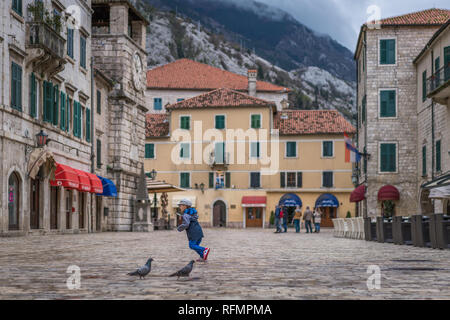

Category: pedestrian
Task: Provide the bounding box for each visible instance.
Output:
[279,207,285,233]
[274,205,282,233]
[292,205,302,233]
[176,198,210,262]
[313,208,322,233]
[303,206,313,233]
[282,206,288,232]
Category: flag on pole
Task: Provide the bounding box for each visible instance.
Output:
[344,133,361,163]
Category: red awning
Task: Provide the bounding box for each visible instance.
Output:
[378,185,400,201]
[50,163,79,189]
[85,172,103,194]
[350,185,366,203]
[242,196,267,207]
[73,169,91,192]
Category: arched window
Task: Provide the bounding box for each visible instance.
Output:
[8,172,20,230]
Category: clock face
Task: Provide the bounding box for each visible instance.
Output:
[132,53,143,91]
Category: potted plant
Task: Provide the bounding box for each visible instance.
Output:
[346,211,351,218]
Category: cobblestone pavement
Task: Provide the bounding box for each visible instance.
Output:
[0,228,449,300]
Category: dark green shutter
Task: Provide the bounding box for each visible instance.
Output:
[380,39,395,64]
[422,71,427,102]
[444,47,450,81]
[30,73,36,117]
[280,172,285,188]
[297,172,302,188]
[380,40,387,64]
[80,36,86,68]
[251,115,260,128]
[43,81,53,122]
[209,172,214,188]
[381,144,396,172]
[11,62,22,111]
[380,90,395,117]
[436,140,441,172]
[388,144,396,172]
[86,108,91,142]
[225,172,230,188]
[13,0,22,16]
[96,90,101,114]
[96,139,101,168]
[67,28,73,58]
[422,145,427,176]
[60,92,66,130]
[66,96,70,132]
[387,39,395,64]
[73,101,79,137]
[181,116,190,130]
[53,85,59,125]
[215,115,225,129]
[145,144,154,159]
[181,173,189,188]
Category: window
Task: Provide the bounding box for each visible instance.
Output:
[323,141,333,157]
[12,0,22,16]
[180,116,190,130]
[43,81,54,122]
[281,172,302,188]
[215,115,225,129]
[66,97,72,133]
[380,90,396,118]
[214,142,225,164]
[251,114,261,129]
[11,62,22,111]
[380,143,396,172]
[180,143,190,159]
[96,90,101,114]
[209,172,214,188]
[322,171,333,188]
[250,172,261,188]
[250,142,260,158]
[29,73,37,117]
[286,141,297,158]
[445,47,450,81]
[436,140,441,172]
[180,172,190,188]
[422,71,427,102]
[60,92,66,130]
[145,144,155,159]
[286,172,296,187]
[67,28,74,59]
[80,35,86,68]
[73,101,82,138]
[225,172,231,188]
[85,108,91,142]
[422,145,427,177]
[53,85,59,126]
[361,95,366,125]
[380,39,395,65]
[154,98,162,110]
[96,139,101,168]
[435,57,440,87]
[177,98,184,102]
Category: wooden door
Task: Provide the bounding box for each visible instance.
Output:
[213,201,226,227]
[321,207,335,228]
[96,196,102,231]
[246,207,263,228]
[8,173,20,230]
[50,186,58,229]
[65,191,72,229]
[30,179,40,229]
[79,193,85,229]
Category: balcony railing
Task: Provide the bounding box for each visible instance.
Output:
[27,21,65,59]
[427,64,450,97]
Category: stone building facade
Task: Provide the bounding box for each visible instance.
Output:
[91,0,149,231]
[354,9,450,218]
[414,20,450,215]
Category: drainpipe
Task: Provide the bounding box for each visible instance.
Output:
[431,52,435,181]
[90,57,95,233]
[363,30,368,219]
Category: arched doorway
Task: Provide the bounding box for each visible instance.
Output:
[8,172,20,230]
[278,193,303,228]
[315,193,339,227]
[213,200,226,227]
[420,189,433,214]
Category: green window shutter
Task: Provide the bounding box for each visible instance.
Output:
[53,85,59,126]
[11,62,22,111]
[66,96,70,132]
[145,144,154,159]
[78,103,82,138]
[215,115,225,129]
[180,173,190,188]
[73,101,79,137]
[387,39,395,64]
[13,0,22,16]
[29,73,36,117]
[96,139,101,168]
[323,141,333,157]
[323,172,333,188]
[444,47,450,81]
[43,81,53,122]
[362,95,366,124]
[86,108,91,142]
[225,172,231,188]
[436,140,441,172]
[422,145,427,176]
[381,144,396,172]
[422,71,427,102]
[67,28,73,58]
[297,172,302,188]
[380,90,396,117]
[80,36,86,68]
[251,114,261,128]
[280,172,285,188]
[209,172,214,188]
[286,142,296,157]
[181,116,190,130]
[380,39,395,64]
[60,92,66,130]
[380,40,387,64]
[389,144,396,172]
[251,142,260,157]
[96,90,101,114]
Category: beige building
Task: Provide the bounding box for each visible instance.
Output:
[144,88,356,229]
[414,19,450,214]
[145,58,290,113]
[354,9,450,218]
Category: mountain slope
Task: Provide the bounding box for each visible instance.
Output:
[140,0,356,82]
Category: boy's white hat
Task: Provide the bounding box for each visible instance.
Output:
[177,198,192,206]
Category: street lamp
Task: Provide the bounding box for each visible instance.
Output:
[149,169,157,180]
[352,172,358,186]
[35,130,49,147]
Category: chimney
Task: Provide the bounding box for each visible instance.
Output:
[247,69,257,96]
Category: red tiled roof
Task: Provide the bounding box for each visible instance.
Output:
[166,88,276,110]
[369,8,450,26]
[146,113,169,138]
[274,110,356,135]
[146,59,290,93]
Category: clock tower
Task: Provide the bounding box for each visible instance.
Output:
[92,0,149,231]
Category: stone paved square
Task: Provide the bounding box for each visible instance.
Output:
[0,228,449,300]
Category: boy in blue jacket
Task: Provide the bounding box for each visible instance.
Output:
[177,199,210,262]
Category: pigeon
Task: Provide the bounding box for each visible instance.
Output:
[169,260,195,280]
[127,258,153,279]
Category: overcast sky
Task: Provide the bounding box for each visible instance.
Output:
[252,0,450,51]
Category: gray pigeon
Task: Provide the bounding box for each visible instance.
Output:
[169,260,195,280]
[127,258,153,279]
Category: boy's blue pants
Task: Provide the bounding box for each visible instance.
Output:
[189,238,205,258]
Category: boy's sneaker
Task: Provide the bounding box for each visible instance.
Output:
[203,248,210,261]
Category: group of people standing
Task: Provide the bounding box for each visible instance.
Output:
[274,205,322,234]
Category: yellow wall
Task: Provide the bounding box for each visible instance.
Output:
[145,106,355,227]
